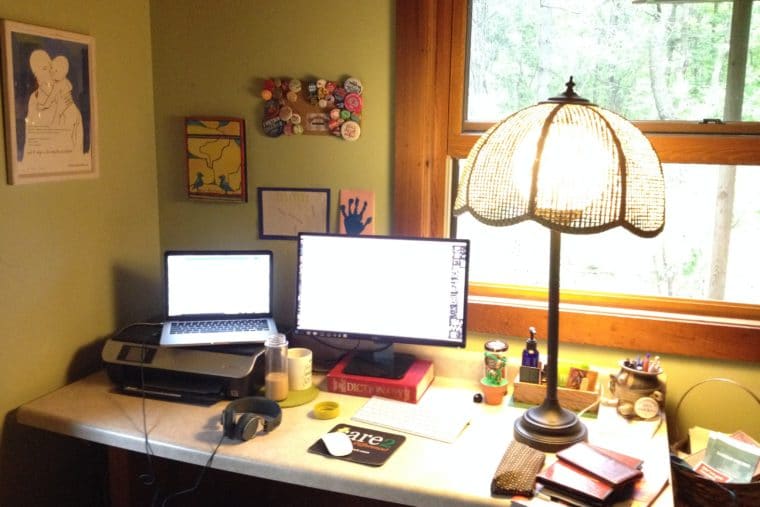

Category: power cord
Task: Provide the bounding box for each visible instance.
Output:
[110,323,163,496]
[111,321,229,506]
[156,431,225,507]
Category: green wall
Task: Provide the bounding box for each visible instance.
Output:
[150,0,758,441]
[151,0,394,324]
[0,0,161,504]
[0,0,756,505]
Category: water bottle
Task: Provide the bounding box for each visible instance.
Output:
[265,333,289,401]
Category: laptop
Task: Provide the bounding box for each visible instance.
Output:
[159,250,278,347]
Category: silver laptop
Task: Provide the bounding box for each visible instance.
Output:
[159,250,278,347]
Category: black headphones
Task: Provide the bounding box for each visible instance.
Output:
[221,397,282,441]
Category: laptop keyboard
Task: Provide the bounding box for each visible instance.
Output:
[170,319,269,334]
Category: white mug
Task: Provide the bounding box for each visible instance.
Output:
[287,348,313,391]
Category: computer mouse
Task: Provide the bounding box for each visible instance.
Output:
[321,431,353,457]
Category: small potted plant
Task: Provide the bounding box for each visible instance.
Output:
[481,352,508,405]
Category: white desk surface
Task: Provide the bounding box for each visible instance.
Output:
[17,370,673,507]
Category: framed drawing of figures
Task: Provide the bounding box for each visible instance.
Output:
[1,20,98,184]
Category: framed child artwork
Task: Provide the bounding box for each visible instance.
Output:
[338,189,374,235]
[258,187,330,240]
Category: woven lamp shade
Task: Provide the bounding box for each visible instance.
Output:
[454,88,665,237]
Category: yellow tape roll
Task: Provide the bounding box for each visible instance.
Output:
[314,401,340,420]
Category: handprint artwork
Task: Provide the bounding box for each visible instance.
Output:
[338,189,375,236]
[341,198,373,235]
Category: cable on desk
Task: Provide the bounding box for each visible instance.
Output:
[108,321,227,506]
[111,322,163,490]
[136,325,162,490]
[156,431,225,507]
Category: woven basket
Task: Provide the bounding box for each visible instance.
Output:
[669,378,760,507]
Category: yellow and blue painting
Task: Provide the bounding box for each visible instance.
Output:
[185,117,246,201]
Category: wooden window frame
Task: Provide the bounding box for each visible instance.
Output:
[394,0,760,362]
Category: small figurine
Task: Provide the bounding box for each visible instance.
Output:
[480,352,508,405]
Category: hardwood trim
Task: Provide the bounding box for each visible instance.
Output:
[393,0,453,238]
[648,134,760,165]
[447,0,468,144]
[470,283,760,322]
[448,130,760,165]
[636,121,760,134]
[464,120,760,136]
[468,298,760,362]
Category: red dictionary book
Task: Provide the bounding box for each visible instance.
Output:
[325,356,435,403]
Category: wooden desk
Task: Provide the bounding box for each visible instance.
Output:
[17,370,673,506]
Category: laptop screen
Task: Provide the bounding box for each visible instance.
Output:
[165,251,272,318]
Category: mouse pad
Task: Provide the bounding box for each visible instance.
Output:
[308,424,406,466]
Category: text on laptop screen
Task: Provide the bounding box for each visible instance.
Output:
[166,253,271,317]
[295,234,469,347]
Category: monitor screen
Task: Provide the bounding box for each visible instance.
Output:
[295,233,469,377]
[165,251,272,318]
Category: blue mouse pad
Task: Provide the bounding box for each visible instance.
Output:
[308,423,406,466]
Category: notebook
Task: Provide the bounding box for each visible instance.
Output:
[159,250,278,347]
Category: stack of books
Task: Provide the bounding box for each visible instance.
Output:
[536,442,664,506]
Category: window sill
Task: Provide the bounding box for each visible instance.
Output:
[467,295,760,363]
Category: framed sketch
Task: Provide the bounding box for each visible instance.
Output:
[1,20,98,184]
[258,187,330,240]
[186,117,247,202]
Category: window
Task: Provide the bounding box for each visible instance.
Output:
[459,163,760,305]
[466,0,760,123]
[394,0,760,361]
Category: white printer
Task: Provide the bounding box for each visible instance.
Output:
[101,324,264,403]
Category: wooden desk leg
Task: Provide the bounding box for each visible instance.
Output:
[107,447,134,507]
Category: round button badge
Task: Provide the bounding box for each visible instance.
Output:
[344,77,363,94]
[634,396,660,419]
[343,93,363,113]
[340,120,361,141]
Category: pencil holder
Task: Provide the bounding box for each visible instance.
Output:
[609,361,665,419]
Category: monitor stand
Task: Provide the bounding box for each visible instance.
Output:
[342,345,415,380]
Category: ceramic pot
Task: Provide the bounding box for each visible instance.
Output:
[480,378,508,405]
[609,361,665,418]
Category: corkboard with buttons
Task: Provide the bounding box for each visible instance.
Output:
[260,76,363,141]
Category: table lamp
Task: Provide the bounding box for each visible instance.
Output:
[454,77,665,452]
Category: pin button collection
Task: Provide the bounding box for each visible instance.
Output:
[261,76,363,141]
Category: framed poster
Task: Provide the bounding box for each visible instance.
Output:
[185,117,247,202]
[1,20,98,184]
[258,187,330,240]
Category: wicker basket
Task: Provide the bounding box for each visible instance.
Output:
[669,378,760,507]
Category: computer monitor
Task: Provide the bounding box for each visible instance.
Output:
[295,233,470,379]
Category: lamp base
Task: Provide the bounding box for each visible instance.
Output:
[513,399,587,453]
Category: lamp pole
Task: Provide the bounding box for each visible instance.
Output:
[546,229,561,405]
[514,229,588,451]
